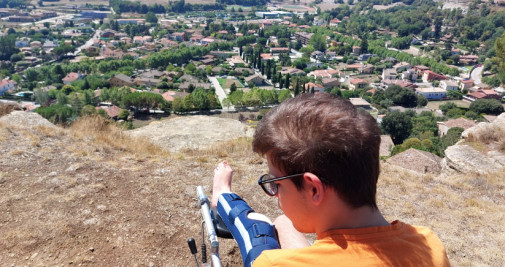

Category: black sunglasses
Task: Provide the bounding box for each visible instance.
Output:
[257,173,305,196]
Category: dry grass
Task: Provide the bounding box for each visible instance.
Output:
[378,162,505,266]
[0,103,20,117]
[69,115,169,158]
[201,137,253,159]
[36,125,63,137]
[0,121,6,141]
[465,122,505,152]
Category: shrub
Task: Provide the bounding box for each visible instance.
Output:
[469,99,504,115]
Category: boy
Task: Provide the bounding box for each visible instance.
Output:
[212,93,449,266]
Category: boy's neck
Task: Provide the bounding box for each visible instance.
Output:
[316,200,390,235]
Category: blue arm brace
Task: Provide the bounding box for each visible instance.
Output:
[216,193,280,267]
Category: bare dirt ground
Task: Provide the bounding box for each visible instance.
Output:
[1,108,505,266]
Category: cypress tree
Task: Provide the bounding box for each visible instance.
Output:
[285,73,290,89]
[266,60,272,79]
[294,80,300,96]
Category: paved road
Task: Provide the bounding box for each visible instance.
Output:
[208,76,235,112]
[74,29,102,56]
[471,66,483,85]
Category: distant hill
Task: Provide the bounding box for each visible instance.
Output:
[0,109,503,266]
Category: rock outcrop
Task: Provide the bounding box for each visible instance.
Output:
[443,113,505,174]
[127,115,254,152]
[387,148,442,174]
[0,110,56,129]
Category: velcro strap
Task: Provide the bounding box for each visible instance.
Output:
[222,193,243,202]
[229,204,253,224]
[249,223,276,238]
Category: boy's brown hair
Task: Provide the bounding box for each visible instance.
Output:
[253,93,381,208]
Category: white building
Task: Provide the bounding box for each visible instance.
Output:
[440,80,459,91]
[415,87,447,100]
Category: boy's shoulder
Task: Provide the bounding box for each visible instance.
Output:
[252,221,450,267]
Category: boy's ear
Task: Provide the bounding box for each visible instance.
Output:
[303,173,324,205]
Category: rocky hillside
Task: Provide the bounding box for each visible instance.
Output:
[443,113,505,174]
[0,109,504,266]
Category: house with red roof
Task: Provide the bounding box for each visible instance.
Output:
[349,78,369,90]
[62,72,85,85]
[0,79,17,95]
[422,70,447,82]
[464,89,502,102]
[162,90,189,102]
[346,62,364,71]
[280,67,305,76]
[96,105,122,119]
[460,79,474,90]
[329,18,341,27]
[309,69,341,79]
[304,82,325,93]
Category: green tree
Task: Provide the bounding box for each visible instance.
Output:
[446,108,464,118]
[385,85,417,108]
[381,111,413,144]
[0,35,19,61]
[493,31,505,82]
[469,99,504,115]
[81,105,97,116]
[35,104,76,124]
[222,98,231,110]
[192,88,210,110]
[182,94,194,111]
[122,92,168,114]
[11,74,21,83]
[464,111,479,120]
[172,97,184,113]
[56,91,68,105]
[185,63,196,74]
[278,89,292,102]
[230,82,237,93]
[439,102,457,115]
[25,68,39,82]
[416,94,428,107]
[145,12,158,24]
[52,65,65,83]
[439,127,464,156]
[447,90,463,100]
[34,88,50,106]
[53,44,76,57]
[411,112,438,138]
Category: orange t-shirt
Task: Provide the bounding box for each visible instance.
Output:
[252,221,450,266]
